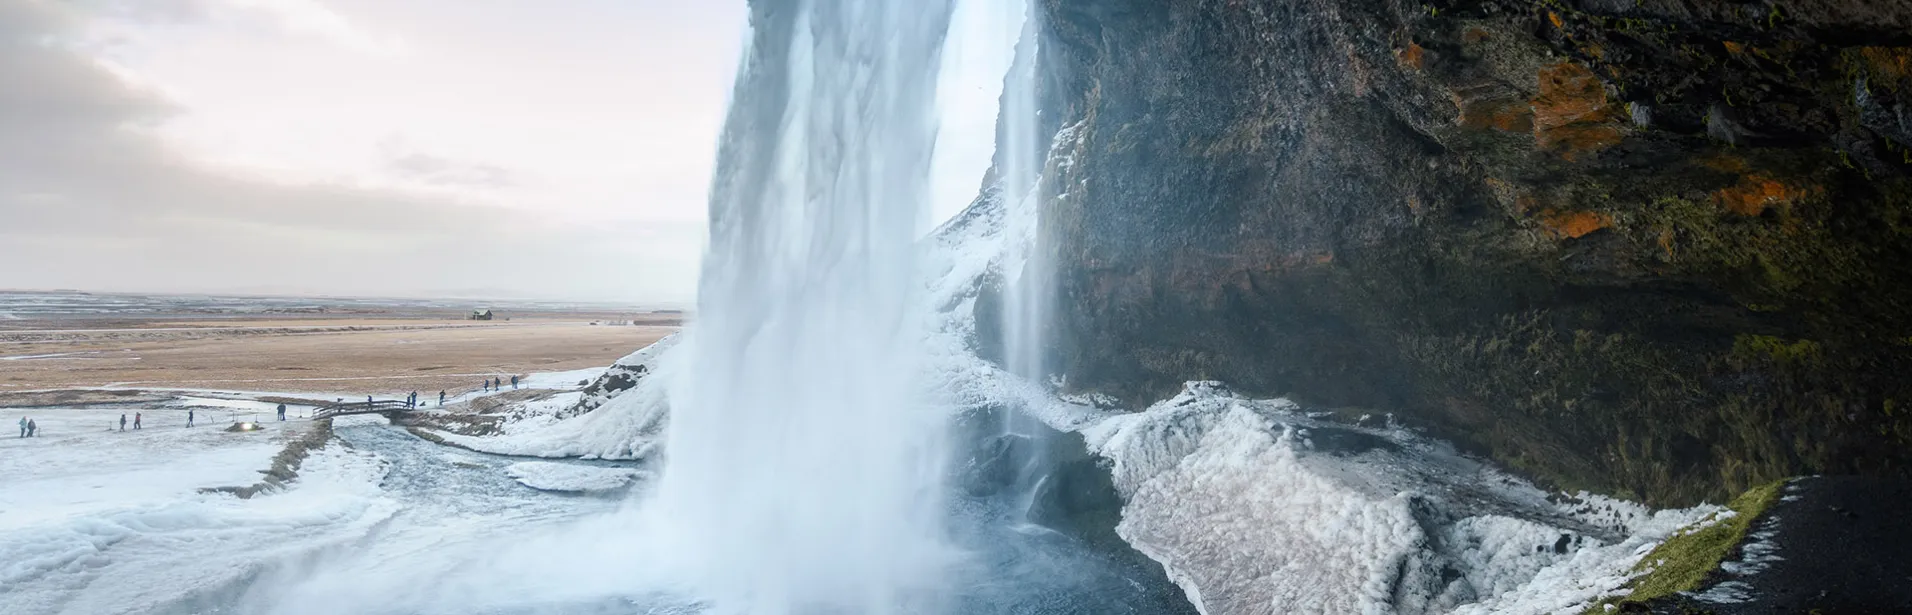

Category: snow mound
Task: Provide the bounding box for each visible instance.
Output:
[564,333,681,417]
[427,336,678,460]
[504,462,643,493]
[1082,382,1720,615]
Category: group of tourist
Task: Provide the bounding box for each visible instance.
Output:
[479,376,519,392]
[17,378,532,441]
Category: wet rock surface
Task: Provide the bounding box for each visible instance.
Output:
[1034,0,1912,506]
[1638,476,1912,614]
[950,405,1201,614]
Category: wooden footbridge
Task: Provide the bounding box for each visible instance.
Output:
[312,399,418,420]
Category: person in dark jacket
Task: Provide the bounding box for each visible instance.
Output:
[278,404,287,421]
[187,410,195,428]
[133,412,142,430]
[26,419,36,437]
[120,414,127,431]
[438,391,446,406]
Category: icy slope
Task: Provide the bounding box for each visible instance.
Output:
[427,334,679,460]
[562,333,681,418]
[1081,382,1718,615]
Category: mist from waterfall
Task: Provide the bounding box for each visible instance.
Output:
[652,1,959,613]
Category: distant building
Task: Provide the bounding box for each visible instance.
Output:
[469,309,494,321]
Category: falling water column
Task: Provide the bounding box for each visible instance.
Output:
[656,0,958,614]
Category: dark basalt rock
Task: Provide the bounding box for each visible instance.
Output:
[1033,0,1912,506]
[1633,476,1912,614]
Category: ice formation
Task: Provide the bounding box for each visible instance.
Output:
[504,461,643,493]
[1080,383,1721,615]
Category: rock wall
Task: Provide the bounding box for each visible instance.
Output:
[1034,0,1912,505]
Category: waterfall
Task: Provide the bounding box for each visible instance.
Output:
[998,0,1045,390]
[653,0,959,613]
[986,0,1055,518]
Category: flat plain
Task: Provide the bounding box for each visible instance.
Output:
[0,293,679,405]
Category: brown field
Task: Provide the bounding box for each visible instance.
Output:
[0,315,678,403]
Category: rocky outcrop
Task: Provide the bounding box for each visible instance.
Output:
[1031,0,1912,506]
[562,333,678,418]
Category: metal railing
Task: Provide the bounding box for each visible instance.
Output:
[311,399,416,420]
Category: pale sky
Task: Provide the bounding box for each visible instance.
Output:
[0,0,1014,304]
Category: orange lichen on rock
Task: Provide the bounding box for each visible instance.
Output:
[1713,174,1815,216]
[1860,47,1912,89]
[1723,41,1746,54]
[1462,27,1490,44]
[1537,209,1612,239]
[1531,62,1623,159]
[1453,86,1534,133]
[1398,43,1426,70]
[1698,153,1751,173]
[1548,11,1564,29]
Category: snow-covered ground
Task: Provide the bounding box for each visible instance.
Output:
[0,412,397,615]
[0,372,654,615]
[421,348,675,460]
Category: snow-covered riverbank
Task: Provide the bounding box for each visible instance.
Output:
[0,369,651,615]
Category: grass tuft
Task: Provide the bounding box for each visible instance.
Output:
[1587,478,1787,612]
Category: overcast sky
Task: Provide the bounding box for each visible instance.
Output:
[0,0,1014,304]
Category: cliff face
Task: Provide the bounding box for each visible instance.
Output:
[1034,0,1912,505]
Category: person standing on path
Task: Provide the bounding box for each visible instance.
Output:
[278,403,287,421]
[26,419,35,437]
[134,412,142,430]
[511,375,518,390]
[187,410,195,428]
[17,417,25,438]
[120,414,127,432]
[438,391,446,406]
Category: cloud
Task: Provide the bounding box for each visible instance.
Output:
[220,0,398,53]
[0,0,702,303]
[378,137,514,189]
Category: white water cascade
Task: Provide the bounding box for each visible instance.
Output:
[996,0,1045,390]
[653,1,959,614]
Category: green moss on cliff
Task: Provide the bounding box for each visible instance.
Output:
[1587,479,1786,612]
